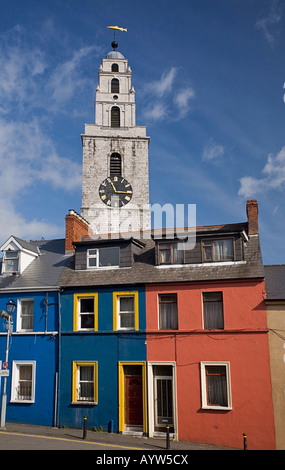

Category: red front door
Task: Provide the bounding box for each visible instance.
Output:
[125,376,143,426]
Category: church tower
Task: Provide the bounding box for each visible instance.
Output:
[81,41,151,237]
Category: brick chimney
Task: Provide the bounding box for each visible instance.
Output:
[65,210,90,252]
[246,200,259,235]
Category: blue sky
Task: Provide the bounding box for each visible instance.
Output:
[0,0,285,264]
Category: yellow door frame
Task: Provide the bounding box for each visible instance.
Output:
[118,361,147,434]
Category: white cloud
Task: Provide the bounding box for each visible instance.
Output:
[174,88,195,119]
[144,102,168,121]
[47,45,97,109]
[143,67,195,122]
[238,146,285,197]
[146,67,177,97]
[256,0,282,45]
[37,153,82,191]
[202,140,224,161]
[0,22,93,242]
[0,201,61,244]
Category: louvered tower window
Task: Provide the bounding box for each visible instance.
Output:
[111,106,120,127]
[111,78,119,93]
[110,153,122,176]
[112,63,119,72]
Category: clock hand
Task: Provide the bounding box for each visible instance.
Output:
[115,191,133,194]
[109,180,117,193]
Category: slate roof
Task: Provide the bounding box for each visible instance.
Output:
[264,265,285,300]
[60,223,265,288]
[0,239,71,292]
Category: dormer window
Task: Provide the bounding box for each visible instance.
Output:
[3,250,19,273]
[87,247,120,268]
[158,241,184,265]
[202,238,234,262]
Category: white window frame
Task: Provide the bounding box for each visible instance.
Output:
[72,361,98,405]
[200,361,232,411]
[11,361,36,403]
[87,247,120,269]
[117,295,136,330]
[78,296,95,331]
[16,298,34,332]
[2,250,19,273]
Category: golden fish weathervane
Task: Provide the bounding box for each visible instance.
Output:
[107,26,127,32]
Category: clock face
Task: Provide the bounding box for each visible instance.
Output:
[99,176,133,207]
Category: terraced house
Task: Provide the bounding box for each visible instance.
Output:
[0,41,277,450]
[0,236,70,426]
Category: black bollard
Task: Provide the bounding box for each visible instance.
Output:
[83,416,87,439]
[243,433,247,450]
[166,426,170,449]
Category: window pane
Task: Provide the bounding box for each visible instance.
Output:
[4,259,18,272]
[80,365,93,381]
[88,249,97,256]
[120,296,134,312]
[206,367,228,406]
[120,312,135,328]
[5,251,18,258]
[99,247,120,267]
[172,243,184,263]
[213,239,233,260]
[21,300,34,330]
[79,366,94,401]
[203,293,224,329]
[80,298,94,313]
[203,243,213,261]
[88,257,97,267]
[19,365,32,380]
[18,365,32,400]
[159,295,178,330]
[81,314,94,329]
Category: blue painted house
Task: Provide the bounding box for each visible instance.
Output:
[0,236,69,427]
[58,236,148,434]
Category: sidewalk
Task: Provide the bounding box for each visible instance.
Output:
[1,422,235,450]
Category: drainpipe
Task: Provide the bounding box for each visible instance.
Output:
[56,290,62,428]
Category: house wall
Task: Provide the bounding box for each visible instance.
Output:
[58,286,146,430]
[266,300,285,450]
[145,280,276,450]
[0,291,58,426]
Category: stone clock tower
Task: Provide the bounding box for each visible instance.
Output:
[81,41,151,237]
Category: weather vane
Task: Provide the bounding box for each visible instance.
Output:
[107,25,127,47]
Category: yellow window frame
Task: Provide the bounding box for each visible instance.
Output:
[72,361,98,404]
[73,293,98,331]
[113,291,139,331]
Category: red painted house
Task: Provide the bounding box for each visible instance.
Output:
[145,200,275,450]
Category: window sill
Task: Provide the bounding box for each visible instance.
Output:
[201,405,232,411]
[10,400,34,404]
[71,401,97,406]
